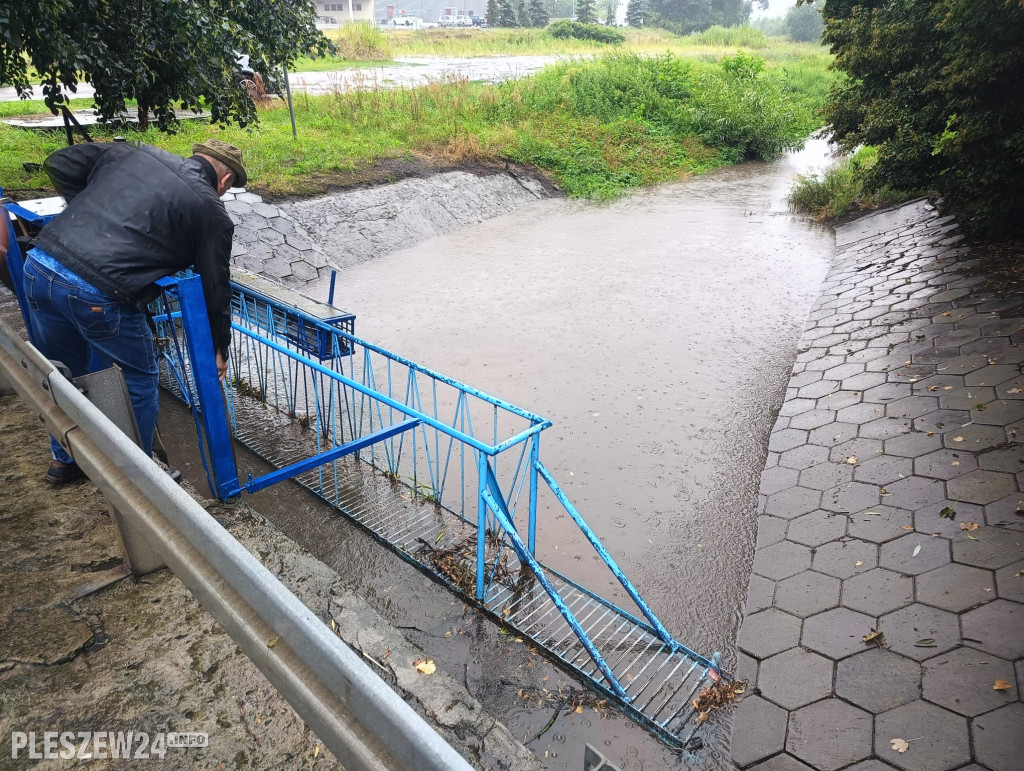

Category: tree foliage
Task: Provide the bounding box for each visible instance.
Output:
[575,0,598,24]
[529,0,551,27]
[785,3,823,42]
[0,0,332,131]
[626,0,647,26]
[646,0,751,35]
[819,0,1024,234]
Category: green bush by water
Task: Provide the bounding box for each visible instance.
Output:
[547,20,626,45]
[789,146,921,220]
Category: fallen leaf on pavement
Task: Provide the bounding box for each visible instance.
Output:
[855,560,864,566]
[901,525,915,531]
[959,522,979,531]
[952,436,965,442]
[862,629,885,647]
[914,638,937,647]
[891,738,910,753]
[846,456,858,464]
[993,679,1012,691]
[966,533,978,540]
[414,659,437,675]
[939,507,957,519]
[912,544,922,557]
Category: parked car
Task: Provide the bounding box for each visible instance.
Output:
[438,14,455,25]
[471,15,486,25]
[455,14,472,25]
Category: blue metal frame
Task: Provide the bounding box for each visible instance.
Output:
[151,271,727,749]
[1,192,38,343]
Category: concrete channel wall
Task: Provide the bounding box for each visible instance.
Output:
[734,200,1024,771]
[224,169,554,288]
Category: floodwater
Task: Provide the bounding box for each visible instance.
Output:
[164,139,835,770]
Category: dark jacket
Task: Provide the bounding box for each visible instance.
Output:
[35,142,234,355]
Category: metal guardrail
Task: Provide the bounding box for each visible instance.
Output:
[0,315,475,771]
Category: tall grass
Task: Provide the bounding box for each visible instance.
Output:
[685,25,768,48]
[789,146,922,220]
[1,51,829,202]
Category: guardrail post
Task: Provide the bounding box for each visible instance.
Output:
[73,368,166,575]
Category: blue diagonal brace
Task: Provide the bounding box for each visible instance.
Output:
[480,482,629,701]
[536,460,677,648]
[234,418,421,496]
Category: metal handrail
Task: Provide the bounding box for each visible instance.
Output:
[0,316,474,771]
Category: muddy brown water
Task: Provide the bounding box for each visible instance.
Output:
[162,139,835,770]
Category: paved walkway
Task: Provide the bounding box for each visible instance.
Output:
[733,200,1024,771]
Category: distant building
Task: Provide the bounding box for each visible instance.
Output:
[316,0,375,24]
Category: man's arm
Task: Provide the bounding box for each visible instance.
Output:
[194,217,234,379]
[43,144,114,202]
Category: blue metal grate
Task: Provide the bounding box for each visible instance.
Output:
[151,270,725,749]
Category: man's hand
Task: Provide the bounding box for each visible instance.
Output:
[216,350,228,382]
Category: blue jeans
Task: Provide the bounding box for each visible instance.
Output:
[23,254,159,463]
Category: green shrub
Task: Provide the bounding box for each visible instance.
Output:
[547,20,626,44]
[686,25,768,49]
[327,21,393,60]
[789,146,921,220]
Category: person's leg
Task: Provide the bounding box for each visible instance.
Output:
[22,258,91,465]
[69,300,159,457]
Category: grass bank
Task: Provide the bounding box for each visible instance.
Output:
[1,50,830,202]
[788,146,924,222]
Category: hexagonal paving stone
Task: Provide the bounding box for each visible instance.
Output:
[813,539,879,579]
[884,476,949,511]
[756,516,789,548]
[922,646,1019,716]
[802,607,877,660]
[952,525,1024,569]
[786,699,873,771]
[787,510,848,547]
[914,501,986,538]
[775,570,842,617]
[818,391,864,412]
[880,533,951,576]
[855,456,915,486]
[799,380,842,400]
[790,408,839,431]
[843,568,914,615]
[864,383,913,403]
[972,703,1024,771]
[916,563,995,611]
[831,438,885,464]
[887,395,940,419]
[947,470,1018,506]
[861,417,914,440]
[761,466,800,496]
[939,386,997,412]
[843,371,889,392]
[973,400,1024,426]
[799,462,855,491]
[753,541,813,581]
[914,409,972,434]
[994,559,1024,602]
[738,608,802,659]
[978,443,1024,474]
[823,482,882,514]
[942,423,1009,451]
[809,423,859,447]
[880,604,961,660]
[836,648,921,713]
[874,700,970,771]
[914,449,978,480]
[836,402,885,425]
[766,487,823,520]
[982,491,1024,530]
[961,599,1024,659]
[757,647,834,710]
[843,762,901,771]
[780,444,830,471]
[731,695,788,767]
[886,432,944,458]
[747,755,816,771]
[745,573,776,614]
[848,505,914,543]
[769,429,810,453]
[780,398,819,418]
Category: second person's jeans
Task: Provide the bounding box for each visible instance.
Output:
[23,251,159,463]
